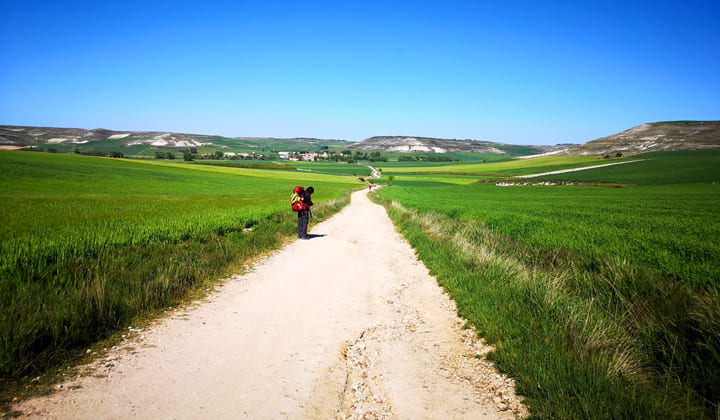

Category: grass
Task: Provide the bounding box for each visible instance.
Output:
[211,137,351,153]
[535,150,720,185]
[380,182,719,288]
[3,147,718,417]
[376,174,482,186]
[192,160,297,170]
[377,146,539,164]
[377,152,509,166]
[381,154,628,176]
[287,161,373,176]
[0,153,356,278]
[0,150,358,395]
[374,150,720,418]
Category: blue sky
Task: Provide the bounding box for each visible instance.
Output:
[1,1,718,145]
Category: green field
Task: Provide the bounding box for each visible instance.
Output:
[535,150,720,185]
[375,150,720,418]
[377,151,511,165]
[379,182,718,288]
[191,160,296,170]
[287,161,373,176]
[381,154,629,176]
[0,150,359,392]
[0,152,357,272]
[215,137,350,153]
[3,148,719,418]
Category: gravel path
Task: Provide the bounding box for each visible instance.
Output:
[516,159,642,178]
[14,189,526,419]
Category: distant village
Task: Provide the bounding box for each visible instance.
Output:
[199,151,327,161]
[200,150,388,163]
[277,151,327,161]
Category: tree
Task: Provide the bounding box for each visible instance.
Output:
[183,151,194,161]
[387,175,395,186]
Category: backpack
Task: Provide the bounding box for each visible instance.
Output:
[290,186,307,212]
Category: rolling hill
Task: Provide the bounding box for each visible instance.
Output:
[567,121,720,155]
[347,136,570,156]
[349,136,509,153]
[2,121,718,157]
[0,126,208,148]
[0,125,352,154]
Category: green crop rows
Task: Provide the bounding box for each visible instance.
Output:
[0,151,358,390]
[3,147,719,419]
[379,179,719,288]
[287,161,373,176]
[375,150,720,418]
[0,152,357,278]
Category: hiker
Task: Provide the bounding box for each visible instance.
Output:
[297,186,314,240]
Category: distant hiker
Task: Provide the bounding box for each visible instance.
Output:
[368,184,372,191]
[297,186,314,240]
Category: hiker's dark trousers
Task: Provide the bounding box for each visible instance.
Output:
[297,210,310,238]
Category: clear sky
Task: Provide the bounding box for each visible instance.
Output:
[1,1,718,145]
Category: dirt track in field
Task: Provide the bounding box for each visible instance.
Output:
[517,159,642,178]
[14,189,526,419]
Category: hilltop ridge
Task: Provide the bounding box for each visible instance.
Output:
[568,121,720,155]
[2,121,718,157]
[350,136,508,154]
[348,136,571,156]
[0,126,352,149]
[0,126,206,148]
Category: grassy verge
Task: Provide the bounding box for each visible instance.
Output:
[0,193,351,407]
[372,195,718,419]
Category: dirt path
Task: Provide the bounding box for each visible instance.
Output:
[14,190,526,419]
[516,159,642,178]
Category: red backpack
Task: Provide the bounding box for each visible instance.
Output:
[290,186,307,211]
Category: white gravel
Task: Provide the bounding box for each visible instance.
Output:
[517,160,642,178]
